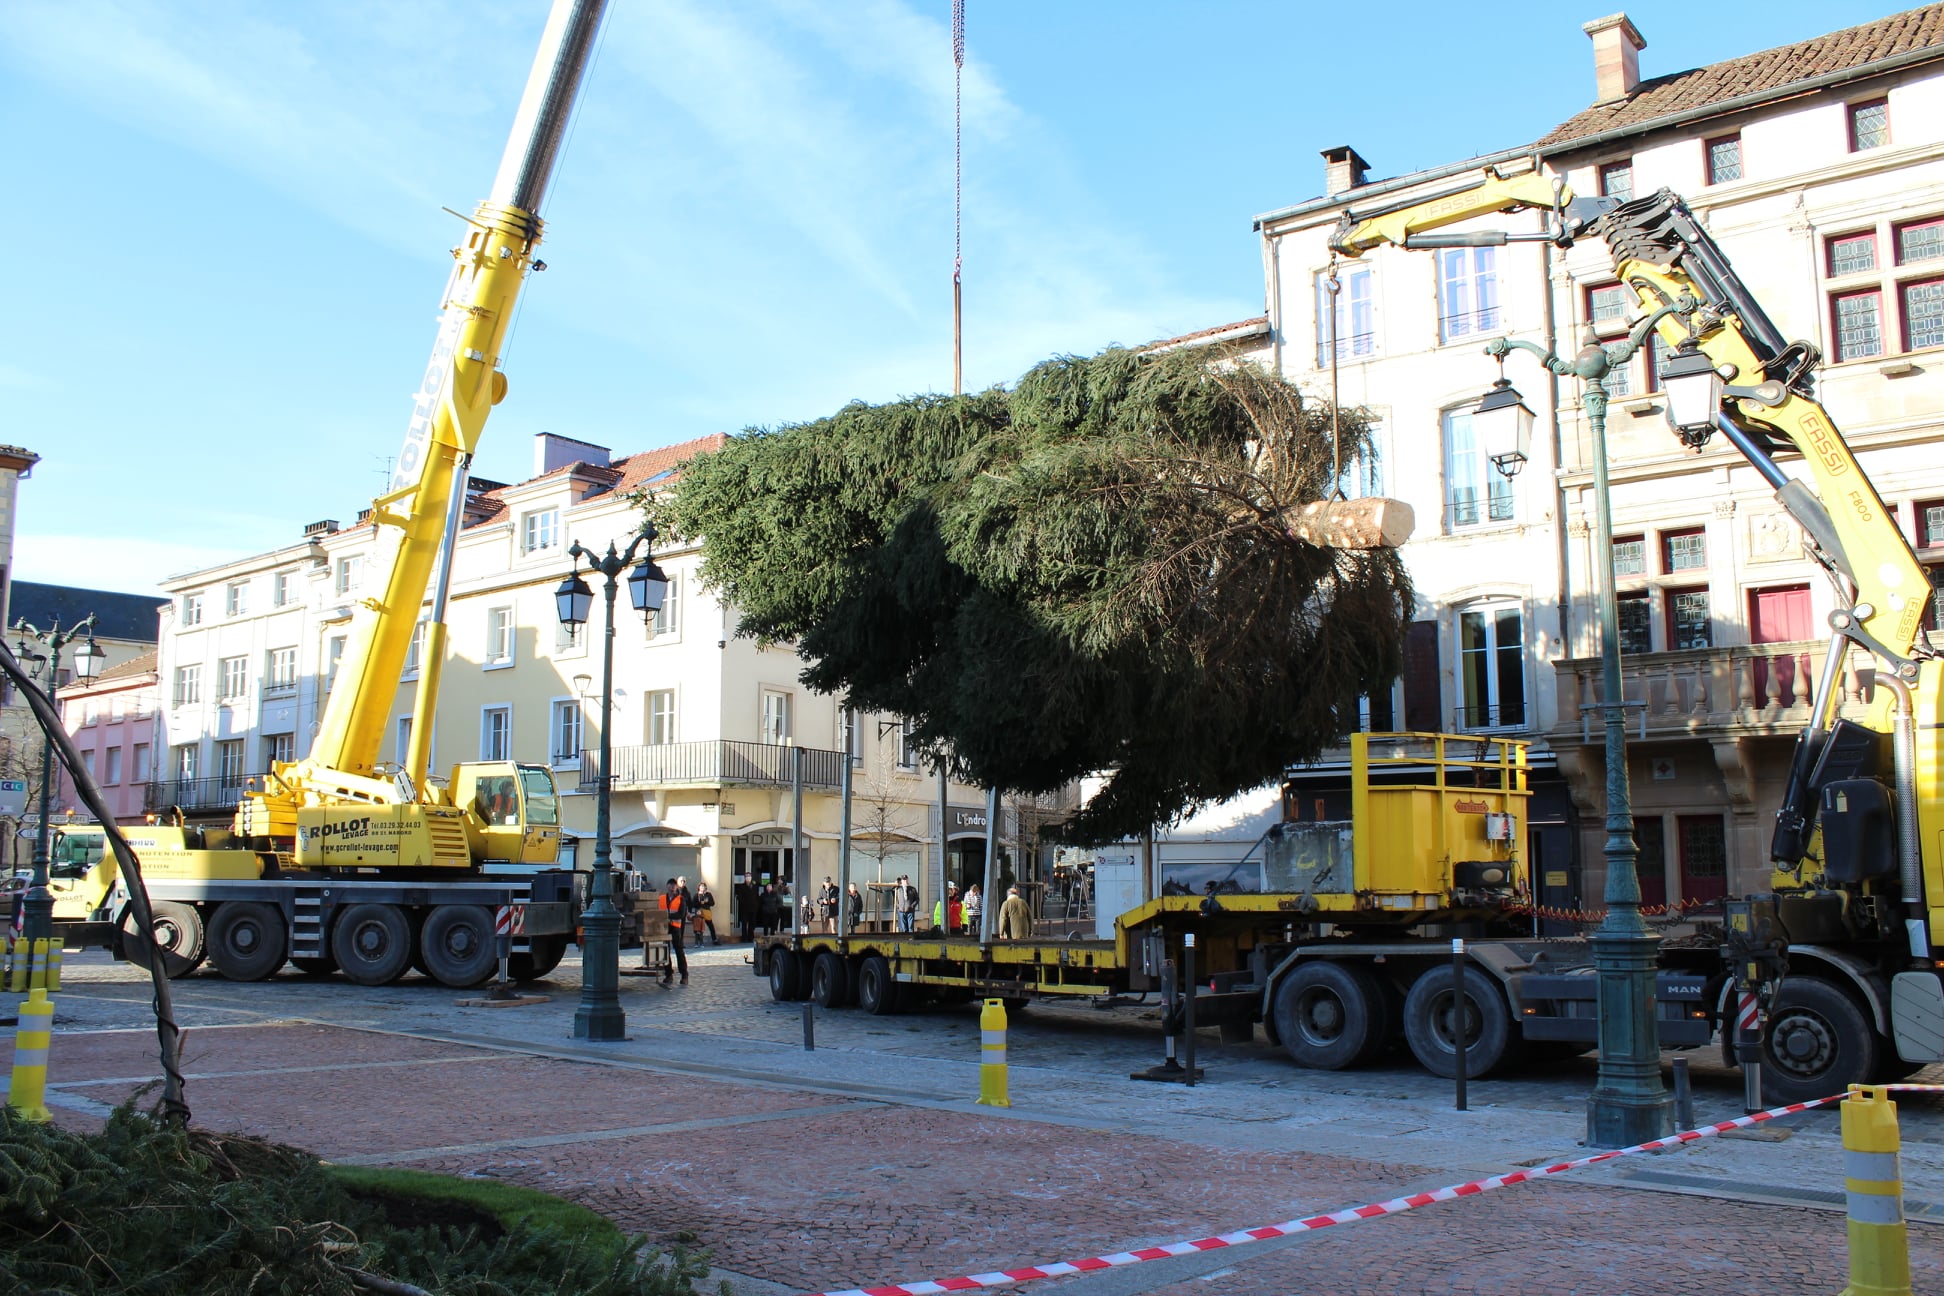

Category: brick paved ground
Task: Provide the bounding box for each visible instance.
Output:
[8,951,1943,1295]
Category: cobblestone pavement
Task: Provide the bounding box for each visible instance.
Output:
[6,945,1943,1294]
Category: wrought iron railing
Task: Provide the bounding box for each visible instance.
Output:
[578,740,845,793]
[144,773,265,814]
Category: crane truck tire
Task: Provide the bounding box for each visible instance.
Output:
[206,902,289,982]
[119,901,206,978]
[768,947,802,1000]
[856,954,899,1015]
[419,905,498,987]
[508,935,567,981]
[1403,964,1514,1078]
[810,950,851,1008]
[1272,961,1392,1069]
[331,903,417,986]
[1760,976,1877,1104]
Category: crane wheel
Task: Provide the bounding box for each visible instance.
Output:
[857,955,898,1015]
[1760,976,1877,1104]
[331,903,416,986]
[420,905,498,987]
[810,950,850,1008]
[1273,961,1390,1070]
[120,901,205,979]
[207,902,289,982]
[1403,964,1513,1078]
[767,948,802,1001]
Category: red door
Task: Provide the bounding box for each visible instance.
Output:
[1632,817,1667,911]
[1678,815,1729,910]
[1748,584,1813,703]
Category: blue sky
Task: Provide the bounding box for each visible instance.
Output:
[1,0,1903,595]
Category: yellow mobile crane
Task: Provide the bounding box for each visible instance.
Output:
[1326,163,1944,1100]
[48,0,614,988]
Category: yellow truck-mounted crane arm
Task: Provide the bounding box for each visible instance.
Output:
[1328,166,1941,944]
[241,0,610,838]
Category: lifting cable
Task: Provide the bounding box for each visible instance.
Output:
[952,0,966,398]
[1324,254,1345,500]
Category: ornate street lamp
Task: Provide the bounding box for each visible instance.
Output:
[555,523,668,1041]
[14,615,100,941]
[1481,292,1697,1148]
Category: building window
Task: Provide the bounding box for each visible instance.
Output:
[1924,565,1944,635]
[647,689,676,745]
[1677,814,1729,905]
[324,635,346,696]
[1316,263,1376,365]
[841,705,863,767]
[1617,592,1653,654]
[1831,290,1883,362]
[1587,283,1630,329]
[898,717,920,770]
[1705,134,1742,184]
[1918,499,1944,549]
[1336,422,1385,500]
[1662,528,1706,572]
[273,570,295,606]
[395,717,412,764]
[1613,535,1646,576]
[549,699,583,766]
[650,573,680,638]
[480,705,511,761]
[1898,218,1944,266]
[173,664,201,707]
[265,732,294,767]
[403,621,426,676]
[522,508,559,554]
[180,592,204,627]
[335,555,363,595]
[1605,352,1633,397]
[1599,159,1633,203]
[1848,98,1889,152]
[760,690,792,745]
[1901,279,1944,351]
[216,739,245,789]
[104,746,122,785]
[1827,231,1877,277]
[1667,587,1713,650]
[266,646,298,692]
[1438,247,1499,341]
[1444,408,1512,529]
[173,744,197,781]
[225,582,248,617]
[133,743,151,783]
[219,655,248,701]
[485,606,514,666]
[78,749,95,780]
[1457,603,1525,730]
[555,618,584,653]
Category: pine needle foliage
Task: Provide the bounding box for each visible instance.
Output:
[667,347,1411,841]
[0,1105,717,1296]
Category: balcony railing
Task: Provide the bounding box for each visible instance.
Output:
[145,773,266,814]
[1551,639,1874,743]
[578,740,846,793]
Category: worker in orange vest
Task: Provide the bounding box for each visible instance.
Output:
[658,877,690,984]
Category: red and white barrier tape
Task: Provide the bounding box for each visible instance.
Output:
[805,1090,1888,1296]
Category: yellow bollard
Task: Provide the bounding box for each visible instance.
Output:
[7,987,54,1122]
[5,934,23,993]
[977,997,1010,1108]
[1839,1084,1912,1296]
[44,940,61,993]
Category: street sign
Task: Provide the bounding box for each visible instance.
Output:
[0,780,27,818]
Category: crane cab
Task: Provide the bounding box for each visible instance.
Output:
[452,762,561,866]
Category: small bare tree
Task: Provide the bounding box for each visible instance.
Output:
[847,730,923,922]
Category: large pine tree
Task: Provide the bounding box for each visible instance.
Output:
[665,346,1411,842]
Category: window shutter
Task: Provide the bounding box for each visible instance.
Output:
[1402,621,1442,733]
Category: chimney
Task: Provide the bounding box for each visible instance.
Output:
[1583,13,1646,103]
[533,431,611,477]
[1321,145,1370,196]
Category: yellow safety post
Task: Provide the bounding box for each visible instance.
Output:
[1839,1084,1912,1296]
[43,940,61,992]
[5,934,24,992]
[977,998,1010,1108]
[7,987,54,1122]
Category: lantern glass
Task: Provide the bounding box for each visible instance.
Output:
[554,573,594,626]
[72,636,106,682]
[1659,345,1724,435]
[628,559,668,616]
[1473,378,1534,478]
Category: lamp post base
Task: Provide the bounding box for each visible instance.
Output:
[573,895,626,1042]
[1587,1087,1677,1148]
[1586,924,1674,1147]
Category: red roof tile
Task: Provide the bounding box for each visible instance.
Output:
[461,433,726,530]
[1540,4,1944,149]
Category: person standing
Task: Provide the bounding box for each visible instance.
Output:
[963,883,983,936]
[818,876,839,933]
[734,876,757,942]
[659,877,689,984]
[893,874,918,933]
[694,880,719,946]
[845,881,865,932]
[997,885,1031,940]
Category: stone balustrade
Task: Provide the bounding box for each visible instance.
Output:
[1551,639,1875,742]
